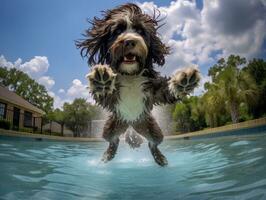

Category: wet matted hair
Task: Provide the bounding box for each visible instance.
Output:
[75,3,201,167]
[76,3,170,77]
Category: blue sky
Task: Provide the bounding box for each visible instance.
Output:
[0,0,265,108]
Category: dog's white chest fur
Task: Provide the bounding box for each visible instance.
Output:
[116,75,147,122]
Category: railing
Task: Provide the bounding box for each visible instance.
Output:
[0,108,43,134]
[0,108,106,137]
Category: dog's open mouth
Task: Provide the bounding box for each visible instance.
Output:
[123,53,137,64]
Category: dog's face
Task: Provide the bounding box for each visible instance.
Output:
[76,3,169,76]
[109,15,149,74]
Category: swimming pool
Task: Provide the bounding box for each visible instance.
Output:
[0,134,266,200]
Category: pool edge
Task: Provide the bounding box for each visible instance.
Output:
[1,117,266,142]
[0,129,104,142]
[166,117,266,140]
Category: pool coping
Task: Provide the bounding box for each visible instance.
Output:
[0,129,104,142]
[165,117,266,140]
[0,117,266,142]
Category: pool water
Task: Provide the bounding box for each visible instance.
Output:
[0,135,266,200]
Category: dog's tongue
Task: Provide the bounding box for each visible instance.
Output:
[124,54,136,62]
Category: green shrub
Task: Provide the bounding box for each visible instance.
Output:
[0,119,11,130]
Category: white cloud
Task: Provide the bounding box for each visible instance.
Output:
[0,55,54,90]
[140,1,199,41]
[38,76,55,90]
[67,79,88,98]
[139,0,266,75]
[48,91,67,109]
[0,55,60,107]
[0,55,94,108]
[19,56,49,78]
[58,89,65,94]
[2,0,265,107]
[53,78,93,109]
[0,55,18,68]
[139,0,201,74]
[201,0,266,59]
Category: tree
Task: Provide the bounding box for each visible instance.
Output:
[171,55,264,132]
[47,109,66,135]
[0,67,53,113]
[53,109,66,135]
[202,83,228,127]
[243,59,266,117]
[207,55,258,123]
[188,96,206,130]
[173,102,191,133]
[63,98,94,137]
[173,97,206,133]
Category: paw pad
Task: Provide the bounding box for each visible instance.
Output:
[86,65,117,97]
[169,67,200,98]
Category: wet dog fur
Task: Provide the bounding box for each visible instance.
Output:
[76,3,200,166]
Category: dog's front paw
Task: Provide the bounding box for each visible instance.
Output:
[168,67,200,98]
[86,64,117,97]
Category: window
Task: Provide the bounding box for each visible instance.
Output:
[24,111,32,127]
[0,102,6,119]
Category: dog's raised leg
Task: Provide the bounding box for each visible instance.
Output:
[86,64,117,98]
[101,116,128,162]
[168,67,200,98]
[132,115,168,166]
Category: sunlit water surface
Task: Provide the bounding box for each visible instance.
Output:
[0,134,266,200]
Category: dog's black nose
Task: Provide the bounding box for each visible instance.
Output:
[124,40,136,48]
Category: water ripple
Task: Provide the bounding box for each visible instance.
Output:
[0,136,266,200]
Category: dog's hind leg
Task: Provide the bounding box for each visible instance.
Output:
[132,115,168,166]
[102,116,128,163]
[125,128,144,149]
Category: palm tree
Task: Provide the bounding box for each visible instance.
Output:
[243,59,266,117]
[202,83,225,127]
[216,65,258,123]
[189,96,206,129]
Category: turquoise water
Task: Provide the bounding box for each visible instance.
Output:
[0,134,266,200]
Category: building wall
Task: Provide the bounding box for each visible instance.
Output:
[0,100,43,130]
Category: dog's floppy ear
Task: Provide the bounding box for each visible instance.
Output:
[150,34,170,66]
[146,10,170,67]
[76,17,111,66]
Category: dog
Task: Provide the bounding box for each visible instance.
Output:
[76,3,200,166]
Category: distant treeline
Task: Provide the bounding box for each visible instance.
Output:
[0,67,101,137]
[172,55,266,133]
[1,55,266,135]
[0,67,54,113]
[45,98,102,137]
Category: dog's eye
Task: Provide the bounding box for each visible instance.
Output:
[135,28,145,36]
[114,28,123,35]
[114,24,126,35]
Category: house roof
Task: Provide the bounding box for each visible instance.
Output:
[0,85,45,115]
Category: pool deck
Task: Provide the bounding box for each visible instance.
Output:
[0,117,266,142]
[166,117,266,140]
[0,129,104,142]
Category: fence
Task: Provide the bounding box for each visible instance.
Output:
[0,108,107,137]
[0,108,43,134]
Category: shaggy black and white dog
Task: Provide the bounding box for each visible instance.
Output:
[76,3,200,166]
